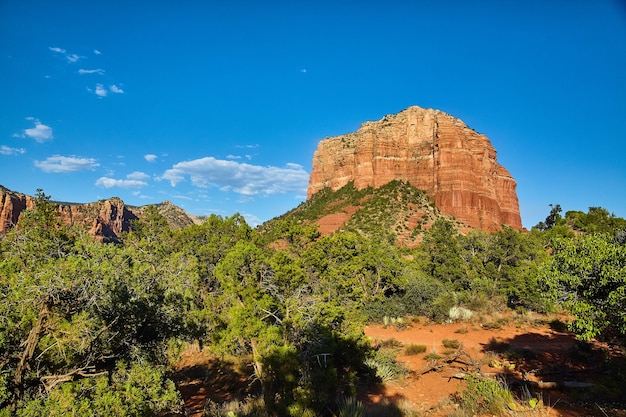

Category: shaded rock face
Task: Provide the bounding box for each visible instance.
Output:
[308,106,522,231]
[0,186,200,242]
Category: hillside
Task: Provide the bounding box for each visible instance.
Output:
[263,180,466,246]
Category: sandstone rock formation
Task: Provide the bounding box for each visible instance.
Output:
[0,186,201,241]
[308,106,522,231]
[0,186,36,233]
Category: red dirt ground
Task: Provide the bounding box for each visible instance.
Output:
[175,315,626,417]
[363,316,625,417]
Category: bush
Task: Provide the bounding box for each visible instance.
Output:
[423,352,442,361]
[404,344,427,355]
[332,396,365,417]
[365,350,408,382]
[441,339,462,349]
[459,374,514,415]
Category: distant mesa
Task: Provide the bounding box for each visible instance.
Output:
[307,106,522,231]
[0,185,201,242]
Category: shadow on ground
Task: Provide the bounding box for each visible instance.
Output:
[480,323,626,417]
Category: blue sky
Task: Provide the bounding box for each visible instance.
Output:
[1,1,625,228]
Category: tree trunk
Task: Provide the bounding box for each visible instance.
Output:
[14,299,49,398]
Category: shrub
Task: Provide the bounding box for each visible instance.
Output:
[365,350,408,382]
[441,339,462,349]
[423,352,442,361]
[404,344,427,355]
[459,374,514,415]
[332,396,365,417]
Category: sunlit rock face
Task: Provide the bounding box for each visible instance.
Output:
[0,186,200,241]
[0,187,35,233]
[308,106,522,231]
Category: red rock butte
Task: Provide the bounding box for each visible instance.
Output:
[307,106,522,231]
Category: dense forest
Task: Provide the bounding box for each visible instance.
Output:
[1,189,625,416]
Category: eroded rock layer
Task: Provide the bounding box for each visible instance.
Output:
[307,106,522,231]
[0,186,201,241]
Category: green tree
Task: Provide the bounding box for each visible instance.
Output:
[546,233,626,341]
[535,203,565,231]
[565,206,626,235]
[0,193,196,413]
[417,219,466,289]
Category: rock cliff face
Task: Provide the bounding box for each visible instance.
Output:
[0,186,36,232]
[308,106,522,231]
[0,186,201,241]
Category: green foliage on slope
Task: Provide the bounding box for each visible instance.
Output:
[261,180,459,245]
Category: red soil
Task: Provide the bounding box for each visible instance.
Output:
[175,315,625,417]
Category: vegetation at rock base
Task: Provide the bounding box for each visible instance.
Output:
[261,180,461,246]
[1,189,625,416]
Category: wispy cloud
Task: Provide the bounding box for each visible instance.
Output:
[109,84,124,94]
[0,145,26,155]
[126,171,150,181]
[144,154,158,162]
[34,155,100,173]
[49,46,80,63]
[161,157,309,196]
[93,49,101,55]
[22,118,53,143]
[78,68,105,75]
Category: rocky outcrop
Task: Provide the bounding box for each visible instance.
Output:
[308,106,522,231]
[0,186,201,241]
[0,186,36,232]
[57,198,139,242]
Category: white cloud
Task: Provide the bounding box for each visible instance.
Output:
[226,154,241,159]
[78,68,105,75]
[144,154,158,162]
[0,145,26,155]
[95,177,147,189]
[94,84,107,97]
[93,49,101,55]
[241,213,262,227]
[91,84,124,97]
[23,119,53,143]
[126,171,150,181]
[161,157,309,196]
[49,47,80,63]
[96,171,150,189]
[34,155,100,173]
